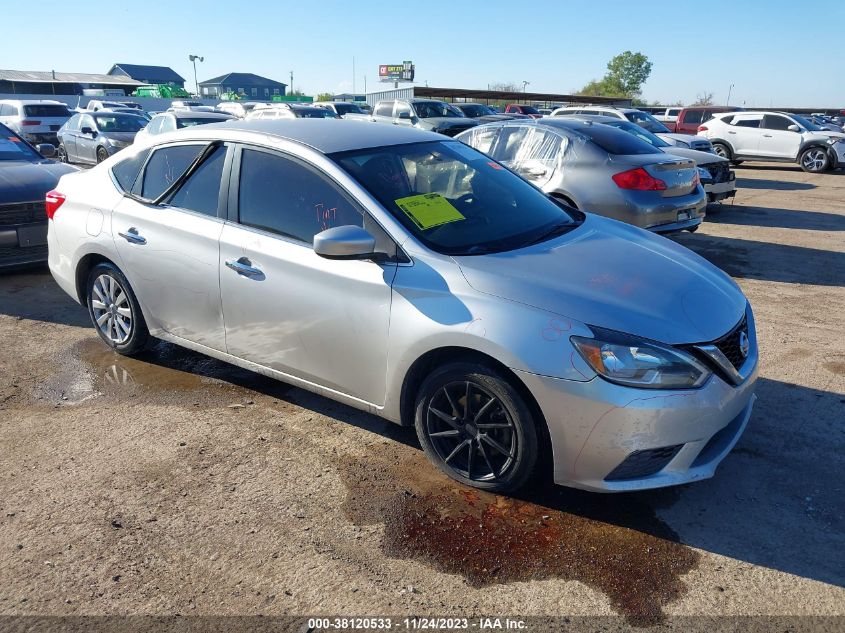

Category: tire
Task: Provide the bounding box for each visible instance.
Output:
[687,224,699,233]
[414,362,539,493]
[712,142,731,160]
[799,146,830,173]
[96,146,109,164]
[86,263,149,356]
[57,144,68,163]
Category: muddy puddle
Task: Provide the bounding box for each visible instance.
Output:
[339,451,698,626]
[36,338,291,406]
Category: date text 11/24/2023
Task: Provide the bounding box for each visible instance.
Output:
[307,617,527,630]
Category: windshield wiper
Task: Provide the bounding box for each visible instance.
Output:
[522,222,575,247]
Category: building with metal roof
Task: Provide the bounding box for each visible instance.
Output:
[107,64,186,88]
[0,69,142,95]
[198,73,287,99]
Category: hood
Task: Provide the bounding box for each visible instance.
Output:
[473,114,514,123]
[660,146,724,165]
[659,132,708,144]
[101,132,138,144]
[0,160,78,205]
[421,117,478,128]
[453,215,747,345]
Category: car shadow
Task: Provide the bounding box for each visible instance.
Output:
[672,233,845,286]
[734,178,815,191]
[704,204,845,231]
[0,266,90,328]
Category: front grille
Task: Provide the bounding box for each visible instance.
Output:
[605,444,684,481]
[0,201,45,226]
[704,162,731,183]
[691,141,712,152]
[712,315,748,370]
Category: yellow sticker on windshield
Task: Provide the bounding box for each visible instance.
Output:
[394,193,465,230]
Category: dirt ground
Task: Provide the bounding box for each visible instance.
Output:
[0,162,843,630]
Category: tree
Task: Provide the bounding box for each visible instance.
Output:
[693,91,714,106]
[577,51,652,99]
[488,82,522,93]
[315,92,334,102]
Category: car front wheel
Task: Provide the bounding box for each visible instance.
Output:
[57,144,68,163]
[96,146,109,163]
[712,142,731,160]
[86,263,149,355]
[800,147,829,173]
[414,362,539,493]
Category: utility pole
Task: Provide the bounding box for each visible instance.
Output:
[352,57,355,97]
[289,70,294,96]
[726,83,734,106]
[189,54,204,97]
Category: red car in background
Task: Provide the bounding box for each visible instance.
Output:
[505,104,543,119]
[674,106,740,134]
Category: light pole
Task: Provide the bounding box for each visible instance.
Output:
[188,54,203,97]
[289,70,294,96]
[726,83,734,106]
[522,80,530,93]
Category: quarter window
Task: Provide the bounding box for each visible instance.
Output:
[111,148,151,192]
[237,148,362,244]
[682,110,706,124]
[167,145,227,217]
[140,144,205,200]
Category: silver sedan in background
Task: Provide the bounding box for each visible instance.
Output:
[57,112,147,165]
[47,120,757,493]
[457,119,707,233]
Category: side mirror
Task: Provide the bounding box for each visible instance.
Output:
[787,124,801,133]
[36,143,56,158]
[81,126,96,136]
[314,225,378,260]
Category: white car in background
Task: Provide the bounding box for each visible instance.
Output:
[551,105,714,152]
[698,111,845,173]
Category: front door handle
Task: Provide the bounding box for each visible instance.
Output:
[727,130,736,134]
[118,227,146,245]
[225,257,263,278]
[763,134,773,137]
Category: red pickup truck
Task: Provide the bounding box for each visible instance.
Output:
[504,104,542,119]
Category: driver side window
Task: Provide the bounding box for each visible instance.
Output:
[762,115,795,131]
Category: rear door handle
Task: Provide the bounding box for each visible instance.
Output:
[727,130,737,134]
[118,228,146,245]
[225,257,263,278]
[763,134,773,137]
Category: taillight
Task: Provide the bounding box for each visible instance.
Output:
[45,190,66,220]
[612,167,667,191]
[22,120,41,126]
[698,125,708,132]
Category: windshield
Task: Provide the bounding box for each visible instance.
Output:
[604,120,670,148]
[414,102,462,119]
[624,110,670,133]
[460,104,494,117]
[294,108,336,118]
[23,104,70,118]
[0,125,42,161]
[334,103,363,115]
[94,113,146,132]
[332,141,578,256]
[790,114,825,132]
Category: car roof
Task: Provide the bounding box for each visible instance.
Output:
[200,119,445,153]
[0,99,68,105]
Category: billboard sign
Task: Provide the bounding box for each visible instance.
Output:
[379,61,415,82]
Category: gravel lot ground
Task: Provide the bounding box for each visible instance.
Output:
[0,163,843,630]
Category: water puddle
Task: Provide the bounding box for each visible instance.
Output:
[37,338,291,406]
[339,451,698,626]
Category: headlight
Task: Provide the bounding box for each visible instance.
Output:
[697,166,712,182]
[571,327,711,389]
[673,140,690,148]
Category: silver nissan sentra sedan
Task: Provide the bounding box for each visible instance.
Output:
[47,119,758,493]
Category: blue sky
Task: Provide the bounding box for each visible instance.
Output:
[4,0,844,107]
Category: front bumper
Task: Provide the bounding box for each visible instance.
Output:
[514,328,759,492]
[705,179,737,202]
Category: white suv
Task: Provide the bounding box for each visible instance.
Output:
[0,99,72,146]
[698,111,845,173]
[550,105,713,152]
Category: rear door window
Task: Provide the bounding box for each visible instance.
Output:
[375,102,393,117]
[682,110,706,124]
[138,144,206,200]
[166,145,227,217]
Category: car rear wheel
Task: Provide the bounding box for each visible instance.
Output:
[800,147,829,173]
[96,147,109,163]
[414,362,538,493]
[86,263,148,356]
